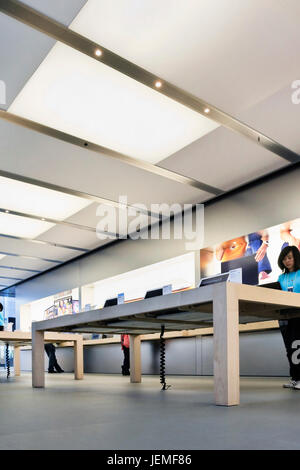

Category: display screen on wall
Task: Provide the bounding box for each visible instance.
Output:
[200,218,300,285]
[44,297,78,319]
[44,305,55,320]
[54,296,73,316]
[72,300,79,314]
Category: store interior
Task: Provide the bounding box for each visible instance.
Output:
[1,0,300,451]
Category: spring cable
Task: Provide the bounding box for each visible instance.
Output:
[160,325,171,391]
[6,343,10,379]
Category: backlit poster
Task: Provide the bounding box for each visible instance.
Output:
[200,218,300,285]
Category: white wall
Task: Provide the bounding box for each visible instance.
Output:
[82,252,195,309]
[203,166,300,247]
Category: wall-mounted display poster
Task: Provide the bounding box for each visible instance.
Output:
[72,300,79,314]
[54,296,73,316]
[44,305,56,320]
[200,218,300,285]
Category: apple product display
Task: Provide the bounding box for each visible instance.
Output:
[44,305,55,320]
[54,296,73,316]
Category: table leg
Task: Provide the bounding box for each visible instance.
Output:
[14,346,21,376]
[32,329,45,388]
[129,335,141,383]
[74,336,84,380]
[213,283,240,406]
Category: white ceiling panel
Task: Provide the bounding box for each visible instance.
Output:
[0,212,54,238]
[70,0,300,116]
[9,42,218,164]
[234,85,300,155]
[0,0,87,108]
[0,235,80,261]
[0,266,41,277]
[37,224,113,251]
[0,13,55,109]
[0,256,60,272]
[0,268,27,282]
[160,126,287,191]
[0,176,92,219]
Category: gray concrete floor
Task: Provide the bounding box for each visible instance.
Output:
[0,372,299,450]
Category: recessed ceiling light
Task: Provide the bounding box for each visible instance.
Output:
[5,210,9,213]
[155,81,162,89]
[95,49,102,57]
[204,108,210,114]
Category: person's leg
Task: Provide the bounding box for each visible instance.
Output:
[279,320,294,380]
[45,343,54,372]
[121,350,126,375]
[54,359,64,373]
[123,347,130,375]
[48,352,56,372]
[46,344,56,372]
[51,344,64,372]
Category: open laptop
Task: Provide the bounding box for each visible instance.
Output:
[198,268,242,288]
[258,281,281,290]
[103,297,118,307]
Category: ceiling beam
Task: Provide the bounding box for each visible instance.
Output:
[0,233,88,253]
[0,109,222,196]
[0,264,41,273]
[0,250,63,264]
[0,206,97,233]
[0,275,23,281]
[0,0,299,167]
[0,155,161,219]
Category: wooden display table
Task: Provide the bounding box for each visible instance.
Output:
[31,282,300,406]
[0,331,83,380]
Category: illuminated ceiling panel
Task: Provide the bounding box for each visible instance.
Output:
[9,41,218,164]
[0,213,54,238]
[0,176,92,220]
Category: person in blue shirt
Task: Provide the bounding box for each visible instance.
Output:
[278,246,300,390]
[0,303,4,331]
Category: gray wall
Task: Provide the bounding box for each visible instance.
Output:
[20,330,289,377]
